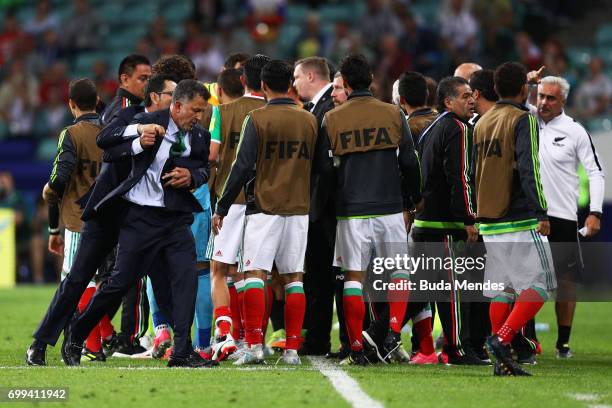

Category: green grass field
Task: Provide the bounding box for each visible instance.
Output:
[1,286,611,407]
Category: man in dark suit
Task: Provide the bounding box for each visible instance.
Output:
[292,57,338,355]
[63,79,216,368]
[25,74,178,366]
[98,54,152,354]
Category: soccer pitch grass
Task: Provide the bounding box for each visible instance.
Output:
[1,286,611,408]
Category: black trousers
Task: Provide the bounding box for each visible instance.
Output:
[71,203,197,358]
[99,248,150,344]
[33,200,126,346]
[302,209,337,353]
[412,230,470,357]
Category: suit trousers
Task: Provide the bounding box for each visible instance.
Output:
[302,209,337,352]
[99,246,150,345]
[33,199,126,345]
[71,202,197,358]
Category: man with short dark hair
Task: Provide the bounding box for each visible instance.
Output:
[63,80,216,368]
[101,54,151,126]
[323,54,421,365]
[217,68,245,102]
[97,54,152,356]
[24,68,186,366]
[469,69,498,119]
[425,76,438,109]
[412,76,486,366]
[462,69,500,361]
[475,62,555,376]
[152,54,196,84]
[398,71,438,145]
[212,60,323,365]
[28,79,105,364]
[206,54,269,361]
[223,52,250,70]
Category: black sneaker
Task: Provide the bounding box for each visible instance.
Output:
[516,349,537,365]
[493,360,512,376]
[299,342,331,356]
[486,336,531,376]
[167,350,219,368]
[447,350,491,366]
[339,350,369,366]
[556,344,573,359]
[62,342,83,366]
[82,348,107,362]
[25,345,46,366]
[362,330,387,364]
[325,347,350,360]
[382,330,402,361]
[102,332,120,356]
[474,348,492,364]
[113,342,147,356]
[190,348,219,366]
[61,320,82,366]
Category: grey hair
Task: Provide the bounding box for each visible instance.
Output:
[540,76,570,100]
[334,71,343,79]
[172,79,210,104]
[391,79,400,106]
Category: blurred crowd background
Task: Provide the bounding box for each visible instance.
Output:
[0,0,611,283]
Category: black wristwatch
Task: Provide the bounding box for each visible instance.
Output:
[589,211,602,219]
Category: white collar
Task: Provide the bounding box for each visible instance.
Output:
[539,110,566,127]
[165,116,180,141]
[310,83,332,111]
[244,92,265,100]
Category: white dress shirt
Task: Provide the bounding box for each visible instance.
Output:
[124,117,191,207]
[309,83,332,112]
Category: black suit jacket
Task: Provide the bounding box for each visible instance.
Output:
[89,108,210,215]
[80,106,145,220]
[309,85,336,222]
[311,85,334,125]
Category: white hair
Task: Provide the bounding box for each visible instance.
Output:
[540,76,570,100]
[392,79,400,106]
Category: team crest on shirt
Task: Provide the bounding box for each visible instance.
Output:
[553,136,566,147]
[336,256,342,263]
[245,260,251,266]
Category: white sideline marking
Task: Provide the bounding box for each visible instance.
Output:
[587,405,612,408]
[568,394,601,402]
[309,356,384,408]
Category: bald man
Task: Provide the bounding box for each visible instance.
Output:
[454,62,482,81]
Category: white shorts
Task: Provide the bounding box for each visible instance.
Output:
[482,229,556,298]
[240,213,308,274]
[334,212,408,272]
[62,229,96,287]
[207,204,246,264]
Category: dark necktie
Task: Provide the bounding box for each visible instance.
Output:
[170,130,186,157]
[303,101,314,111]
